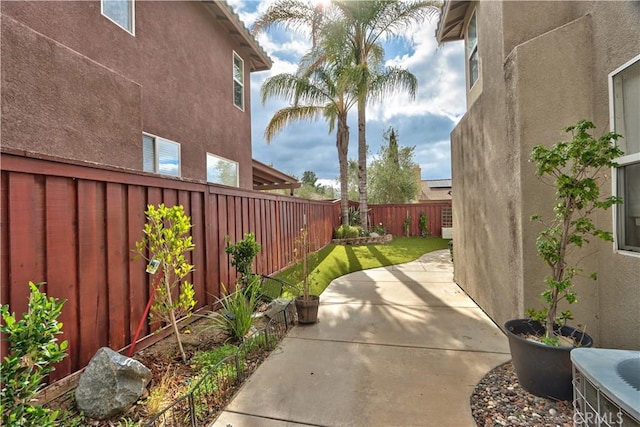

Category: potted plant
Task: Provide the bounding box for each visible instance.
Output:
[504,120,623,400]
[291,224,320,324]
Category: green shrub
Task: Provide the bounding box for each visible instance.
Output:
[191,344,238,370]
[373,223,387,235]
[1,282,68,427]
[205,278,261,342]
[335,225,362,239]
[419,213,429,237]
[225,233,262,291]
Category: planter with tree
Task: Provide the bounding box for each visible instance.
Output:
[504,120,623,401]
[291,221,320,324]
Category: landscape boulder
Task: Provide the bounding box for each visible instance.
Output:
[75,347,152,420]
[265,298,295,324]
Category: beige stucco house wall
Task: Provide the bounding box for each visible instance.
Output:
[438,1,640,349]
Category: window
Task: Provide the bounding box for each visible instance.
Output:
[610,55,640,253]
[466,9,479,89]
[143,134,181,177]
[233,52,244,110]
[207,154,239,187]
[102,0,134,34]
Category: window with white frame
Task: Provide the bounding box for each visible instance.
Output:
[207,153,239,187]
[143,134,181,177]
[233,52,244,111]
[466,9,479,89]
[610,54,640,253]
[102,0,134,34]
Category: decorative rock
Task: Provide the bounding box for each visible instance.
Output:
[369,232,380,237]
[265,298,295,324]
[76,347,152,420]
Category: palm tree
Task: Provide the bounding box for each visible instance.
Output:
[254,0,439,231]
[329,0,440,232]
[260,60,357,226]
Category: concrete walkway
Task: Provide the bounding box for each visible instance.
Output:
[213,250,511,427]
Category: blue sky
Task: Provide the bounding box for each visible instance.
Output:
[230,0,467,184]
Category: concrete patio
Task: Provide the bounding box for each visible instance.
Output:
[213,249,511,426]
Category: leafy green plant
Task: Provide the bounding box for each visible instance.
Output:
[225,233,262,291]
[419,212,429,237]
[373,222,387,235]
[403,214,411,237]
[348,206,360,226]
[191,344,238,371]
[334,224,361,239]
[205,279,261,342]
[134,203,196,363]
[1,282,68,427]
[527,120,623,346]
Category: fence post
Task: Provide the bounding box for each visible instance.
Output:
[187,393,197,427]
[235,353,243,382]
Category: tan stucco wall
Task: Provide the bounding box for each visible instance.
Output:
[452,0,525,327]
[451,1,640,349]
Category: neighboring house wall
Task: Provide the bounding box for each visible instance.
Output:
[1,1,264,188]
[444,1,640,349]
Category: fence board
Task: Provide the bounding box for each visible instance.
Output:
[1,172,9,309]
[77,180,108,367]
[0,153,340,383]
[127,186,148,344]
[45,177,78,379]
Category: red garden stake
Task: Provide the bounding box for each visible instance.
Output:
[127,267,163,357]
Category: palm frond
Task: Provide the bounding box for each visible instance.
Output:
[264,106,325,143]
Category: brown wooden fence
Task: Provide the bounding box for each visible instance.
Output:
[367,202,452,237]
[0,152,339,382]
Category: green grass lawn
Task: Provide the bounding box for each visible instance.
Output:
[276,237,450,297]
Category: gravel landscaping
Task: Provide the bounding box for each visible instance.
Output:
[471,361,574,427]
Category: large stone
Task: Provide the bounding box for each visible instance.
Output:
[75,347,152,420]
[265,298,295,324]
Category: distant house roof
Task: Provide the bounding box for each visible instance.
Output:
[252,159,301,193]
[419,179,452,202]
[201,1,272,72]
[427,179,452,188]
[436,0,472,44]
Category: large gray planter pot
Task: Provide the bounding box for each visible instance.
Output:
[504,318,593,401]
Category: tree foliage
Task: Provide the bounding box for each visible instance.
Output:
[253,0,439,229]
[526,120,623,345]
[368,127,419,204]
[135,204,196,362]
[1,282,67,426]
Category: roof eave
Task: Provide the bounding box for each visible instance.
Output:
[435,0,472,44]
[201,0,272,72]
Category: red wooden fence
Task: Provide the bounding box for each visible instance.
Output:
[367,202,452,237]
[0,152,339,381]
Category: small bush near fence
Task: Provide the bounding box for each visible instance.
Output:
[143,306,292,427]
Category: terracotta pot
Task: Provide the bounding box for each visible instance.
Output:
[295,295,319,324]
[504,318,593,401]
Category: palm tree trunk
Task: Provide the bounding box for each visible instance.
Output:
[338,117,350,226]
[358,98,368,233]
